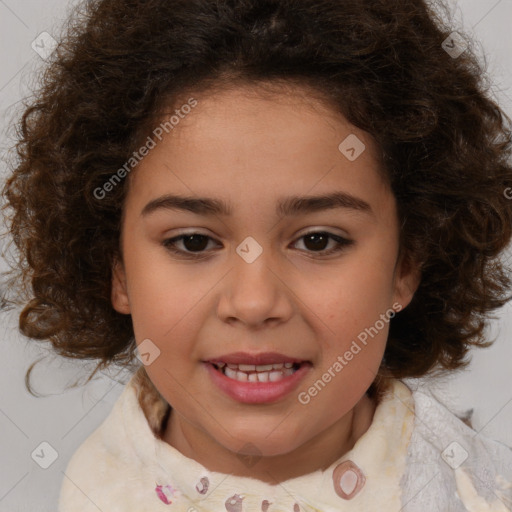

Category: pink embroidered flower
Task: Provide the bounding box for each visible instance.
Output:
[261,499,272,511]
[225,494,244,512]
[332,460,366,500]
[156,483,178,504]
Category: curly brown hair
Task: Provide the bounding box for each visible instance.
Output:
[2,0,512,396]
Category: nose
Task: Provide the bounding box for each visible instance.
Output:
[216,239,294,329]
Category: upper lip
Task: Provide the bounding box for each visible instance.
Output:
[205,352,308,365]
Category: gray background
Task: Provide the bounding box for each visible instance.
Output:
[0,0,511,510]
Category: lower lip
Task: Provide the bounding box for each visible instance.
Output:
[204,362,311,404]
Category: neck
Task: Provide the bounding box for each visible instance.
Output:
[162,393,376,484]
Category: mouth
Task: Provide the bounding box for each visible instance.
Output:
[209,361,303,383]
[203,352,312,404]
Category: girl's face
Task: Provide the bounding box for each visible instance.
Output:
[112,85,420,478]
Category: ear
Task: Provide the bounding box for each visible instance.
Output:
[392,250,421,311]
[111,257,131,314]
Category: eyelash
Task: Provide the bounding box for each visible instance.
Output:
[162,231,354,259]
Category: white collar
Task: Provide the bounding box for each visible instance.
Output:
[119,367,415,511]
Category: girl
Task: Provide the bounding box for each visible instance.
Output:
[2,0,512,510]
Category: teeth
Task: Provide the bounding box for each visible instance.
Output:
[212,361,303,383]
[238,364,256,371]
[257,372,269,382]
[269,371,283,382]
[258,364,274,371]
[248,372,259,383]
[236,371,248,382]
[219,365,296,383]
[224,367,238,379]
[216,362,297,372]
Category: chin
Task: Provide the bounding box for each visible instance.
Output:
[220,431,303,459]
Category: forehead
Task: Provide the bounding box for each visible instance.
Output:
[126,85,392,218]
[162,85,379,159]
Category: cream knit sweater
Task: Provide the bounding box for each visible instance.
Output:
[58,367,512,511]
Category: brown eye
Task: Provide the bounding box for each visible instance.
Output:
[302,232,330,251]
[293,231,354,256]
[179,234,209,252]
[162,233,217,258]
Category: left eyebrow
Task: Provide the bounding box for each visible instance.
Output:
[140,191,374,218]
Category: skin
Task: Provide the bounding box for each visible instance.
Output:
[111,84,421,484]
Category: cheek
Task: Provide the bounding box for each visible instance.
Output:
[124,251,223,375]
[299,255,395,379]
[306,260,396,332]
[122,243,194,338]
